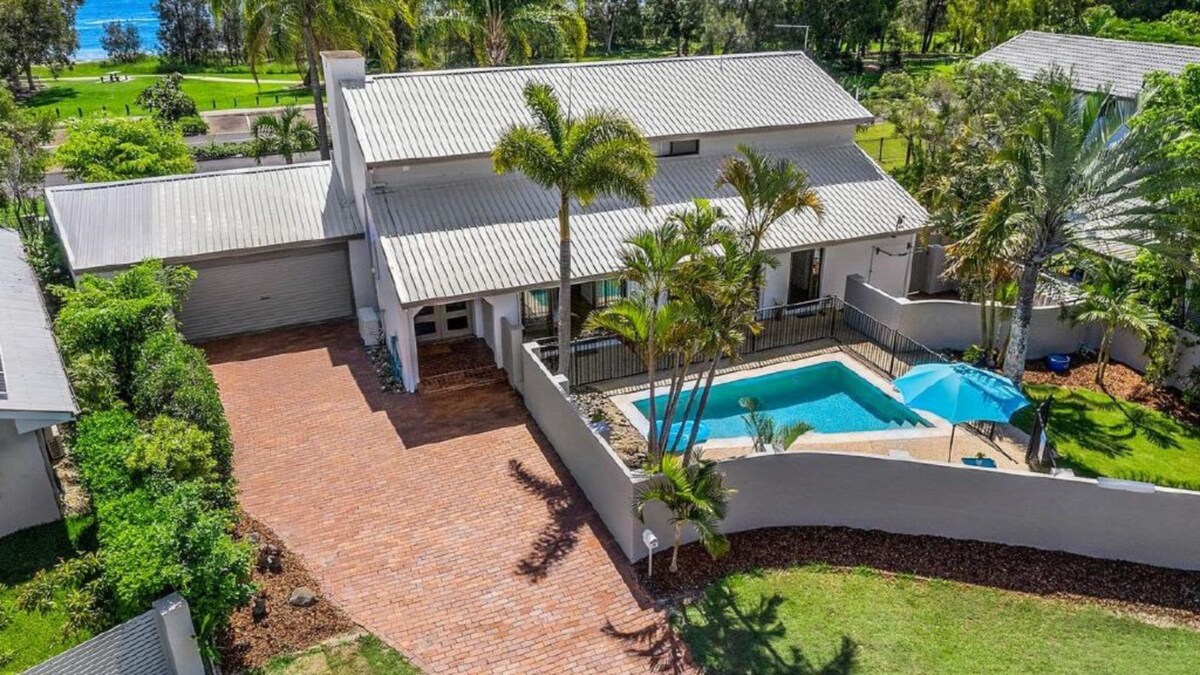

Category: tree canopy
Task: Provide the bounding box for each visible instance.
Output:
[56,116,196,182]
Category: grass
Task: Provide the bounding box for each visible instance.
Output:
[33,56,303,80]
[0,516,98,674]
[681,566,1200,674]
[254,634,421,674]
[1015,384,1200,490]
[855,121,909,171]
[26,78,312,119]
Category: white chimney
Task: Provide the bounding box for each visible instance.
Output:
[320,51,365,201]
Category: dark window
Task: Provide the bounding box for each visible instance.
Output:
[662,139,699,157]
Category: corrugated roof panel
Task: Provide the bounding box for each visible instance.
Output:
[45,162,363,273]
[0,230,76,416]
[374,144,927,307]
[342,52,874,165]
[25,609,171,675]
[974,31,1200,98]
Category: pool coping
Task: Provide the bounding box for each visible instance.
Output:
[610,352,953,450]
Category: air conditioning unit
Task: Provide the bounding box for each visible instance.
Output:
[357,307,381,347]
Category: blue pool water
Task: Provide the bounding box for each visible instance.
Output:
[633,361,930,438]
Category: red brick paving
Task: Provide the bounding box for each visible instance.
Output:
[205,322,675,674]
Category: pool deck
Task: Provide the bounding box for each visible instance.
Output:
[595,342,1029,471]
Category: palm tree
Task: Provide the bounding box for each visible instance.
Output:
[232,0,408,160]
[633,453,734,573]
[969,70,1182,383]
[418,0,587,67]
[716,145,825,254]
[250,105,318,164]
[738,397,811,452]
[494,81,656,377]
[1069,256,1161,387]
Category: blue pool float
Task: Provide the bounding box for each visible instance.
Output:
[655,421,710,453]
[1047,354,1070,373]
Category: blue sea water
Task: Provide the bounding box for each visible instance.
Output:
[633,361,930,439]
[75,0,160,61]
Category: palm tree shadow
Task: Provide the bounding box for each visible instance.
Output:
[674,581,859,674]
[601,618,694,675]
[508,459,586,582]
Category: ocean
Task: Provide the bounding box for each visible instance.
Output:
[75,0,160,61]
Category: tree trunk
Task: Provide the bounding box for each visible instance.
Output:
[1003,262,1042,383]
[669,522,682,572]
[557,195,573,380]
[1097,330,1112,387]
[646,312,659,463]
[24,63,34,91]
[302,8,331,161]
[682,358,721,465]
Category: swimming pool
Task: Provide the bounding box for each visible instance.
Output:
[630,360,930,439]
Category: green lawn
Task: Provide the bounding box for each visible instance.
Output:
[0,516,98,673]
[33,57,303,80]
[27,77,312,119]
[254,634,420,674]
[855,121,909,170]
[681,566,1200,674]
[1018,384,1200,490]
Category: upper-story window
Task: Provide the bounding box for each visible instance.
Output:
[658,139,700,157]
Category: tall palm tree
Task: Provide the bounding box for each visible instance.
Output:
[250,105,318,164]
[231,0,408,160]
[418,0,587,67]
[633,453,734,573]
[494,81,656,377]
[716,145,825,254]
[972,70,1183,383]
[1069,256,1161,387]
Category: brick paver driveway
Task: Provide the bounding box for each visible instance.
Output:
[206,323,678,674]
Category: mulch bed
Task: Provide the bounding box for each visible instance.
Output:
[637,526,1200,629]
[218,513,358,672]
[1024,356,1200,427]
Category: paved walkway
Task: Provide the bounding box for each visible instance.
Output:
[206,323,679,674]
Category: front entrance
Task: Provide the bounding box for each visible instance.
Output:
[413,301,474,343]
[788,248,823,304]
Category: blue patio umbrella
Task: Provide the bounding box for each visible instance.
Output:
[892,363,1030,460]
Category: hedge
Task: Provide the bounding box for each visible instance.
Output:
[54,260,252,651]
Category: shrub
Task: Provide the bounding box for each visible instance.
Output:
[56,116,196,182]
[190,140,254,161]
[98,484,253,639]
[132,331,233,477]
[135,73,199,124]
[72,409,140,502]
[127,416,217,484]
[66,350,123,414]
[52,260,196,396]
[177,115,209,137]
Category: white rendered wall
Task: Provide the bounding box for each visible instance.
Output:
[822,235,914,299]
[760,252,792,308]
[0,420,60,538]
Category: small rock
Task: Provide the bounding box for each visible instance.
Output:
[252,594,268,621]
[289,587,318,607]
[247,532,261,545]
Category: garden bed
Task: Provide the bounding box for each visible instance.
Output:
[219,514,357,672]
[1025,356,1199,427]
[638,526,1200,629]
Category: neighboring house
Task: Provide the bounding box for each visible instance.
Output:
[26,593,204,675]
[47,52,927,392]
[974,30,1200,102]
[0,229,75,538]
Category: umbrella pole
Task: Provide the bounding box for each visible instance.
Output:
[947,424,957,462]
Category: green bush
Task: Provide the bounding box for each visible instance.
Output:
[190,140,254,161]
[52,261,196,395]
[127,416,217,484]
[65,350,123,415]
[132,331,233,477]
[177,115,209,137]
[97,484,253,636]
[72,409,140,502]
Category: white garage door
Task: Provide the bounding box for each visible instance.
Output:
[180,245,353,341]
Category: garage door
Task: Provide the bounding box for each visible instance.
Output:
[179,245,353,341]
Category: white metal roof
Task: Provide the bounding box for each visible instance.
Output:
[45,162,363,273]
[341,52,874,165]
[373,144,927,307]
[25,606,170,675]
[973,31,1200,99]
[0,229,76,417]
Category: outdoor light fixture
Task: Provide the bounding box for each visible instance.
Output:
[643,529,660,577]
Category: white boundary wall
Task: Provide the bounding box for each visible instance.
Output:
[522,341,1200,570]
[845,275,1200,389]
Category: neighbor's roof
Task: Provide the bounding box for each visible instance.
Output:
[973,31,1200,99]
[341,52,874,165]
[45,162,363,273]
[373,144,926,307]
[0,229,75,416]
[25,606,171,675]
